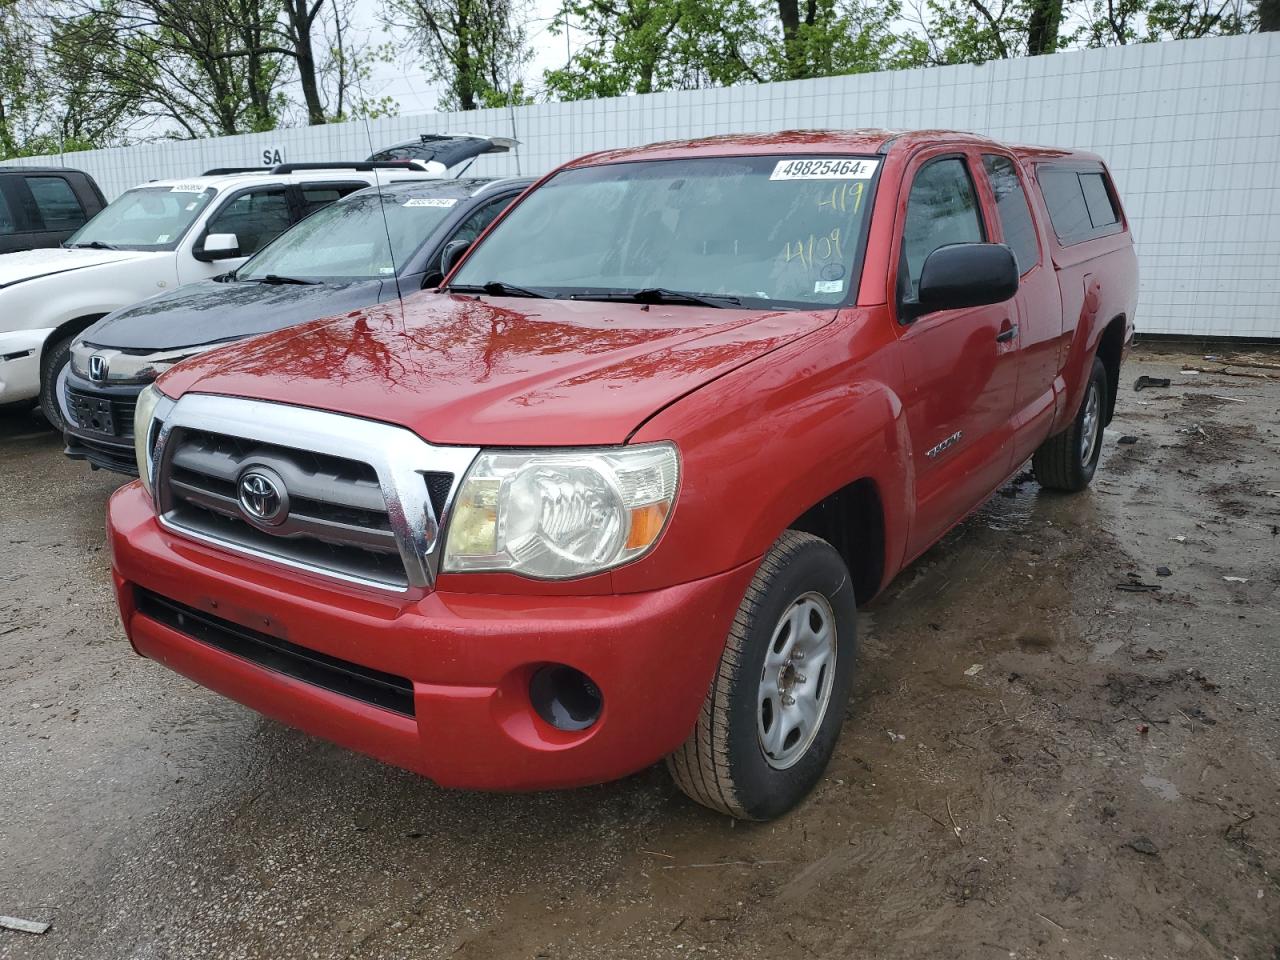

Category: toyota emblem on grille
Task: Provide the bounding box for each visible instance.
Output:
[89,354,107,382]
[237,468,289,526]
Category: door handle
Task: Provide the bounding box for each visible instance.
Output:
[995,323,1018,343]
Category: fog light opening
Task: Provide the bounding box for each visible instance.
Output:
[529,665,603,732]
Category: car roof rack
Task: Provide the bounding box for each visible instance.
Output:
[269,161,419,174]
[200,161,421,177]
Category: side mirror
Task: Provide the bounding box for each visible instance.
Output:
[439,239,471,279]
[902,243,1018,322]
[196,232,241,262]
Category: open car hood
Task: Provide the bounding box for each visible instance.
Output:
[367,134,519,170]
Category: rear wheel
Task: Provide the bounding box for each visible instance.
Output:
[666,531,857,820]
[38,334,73,432]
[1032,356,1108,492]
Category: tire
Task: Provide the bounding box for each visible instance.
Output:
[667,530,858,820]
[38,333,73,432]
[1032,356,1108,493]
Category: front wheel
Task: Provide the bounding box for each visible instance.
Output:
[666,531,857,820]
[38,333,73,432]
[1032,356,1108,492]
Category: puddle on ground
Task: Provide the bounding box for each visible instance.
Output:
[1140,774,1182,802]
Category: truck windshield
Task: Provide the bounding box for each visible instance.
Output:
[239,189,456,282]
[66,185,216,251]
[450,155,879,309]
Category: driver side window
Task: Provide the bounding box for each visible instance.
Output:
[902,158,985,298]
[205,188,291,257]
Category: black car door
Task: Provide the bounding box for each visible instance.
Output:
[0,178,25,254]
[20,174,91,248]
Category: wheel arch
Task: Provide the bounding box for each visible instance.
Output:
[39,313,109,369]
[1094,313,1126,425]
[788,477,887,604]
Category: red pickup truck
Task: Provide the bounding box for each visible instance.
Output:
[108,130,1137,820]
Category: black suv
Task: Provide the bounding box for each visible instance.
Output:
[0,167,107,254]
[61,176,533,473]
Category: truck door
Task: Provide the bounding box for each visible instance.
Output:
[979,153,1061,462]
[890,150,1020,557]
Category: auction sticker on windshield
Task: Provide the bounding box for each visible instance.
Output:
[770,159,878,181]
[404,198,458,208]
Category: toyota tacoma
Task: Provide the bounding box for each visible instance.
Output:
[107,130,1137,819]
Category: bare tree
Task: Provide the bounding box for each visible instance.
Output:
[382,0,531,110]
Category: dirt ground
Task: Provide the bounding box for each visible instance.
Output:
[1,345,1277,960]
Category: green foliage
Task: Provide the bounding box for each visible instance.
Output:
[1079,0,1258,43]
[544,0,926,101]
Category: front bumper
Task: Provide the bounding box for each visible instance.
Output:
[0,328,53,405]
[61,368,144,475]
[108,482,757,790]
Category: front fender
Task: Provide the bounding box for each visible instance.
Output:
[619,308,911,595]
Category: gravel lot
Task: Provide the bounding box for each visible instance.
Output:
[2,345,1277,960]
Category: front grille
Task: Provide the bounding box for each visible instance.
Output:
[134,587,415,716]
[148,394,480,592]
[67,387,138,438]
[160,428,439,590]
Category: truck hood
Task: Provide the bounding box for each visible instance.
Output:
[81,277,385,352]
[158,293,836,446]
[0,247,159,288]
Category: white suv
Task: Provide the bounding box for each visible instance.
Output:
[0,162,441,427]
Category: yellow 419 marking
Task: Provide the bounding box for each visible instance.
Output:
[818,182,864,214]
[784,228,843,270]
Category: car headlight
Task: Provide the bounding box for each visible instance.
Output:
[133,384,164,494]
[442,443,679,579]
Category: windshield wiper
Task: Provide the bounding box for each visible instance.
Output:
[570,287,740,308]
[64,240,118,250]
[449,280,552,299]
[246,274,320,286]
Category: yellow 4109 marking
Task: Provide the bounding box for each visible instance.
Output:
[784,228,843,270]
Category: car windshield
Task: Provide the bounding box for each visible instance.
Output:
[239,189,459,282]
[450,155,879,308]
[66,184,216,250]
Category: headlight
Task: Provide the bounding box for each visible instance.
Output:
[133,384,164,494]
[442,443,679,579]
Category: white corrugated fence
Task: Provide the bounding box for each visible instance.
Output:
[6,32,1279,337]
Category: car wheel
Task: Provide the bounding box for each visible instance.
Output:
[666,530,857,820]
[38,334,73,432]
[1032,356,1108,492]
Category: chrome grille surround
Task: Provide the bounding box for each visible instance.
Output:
[148,393,480,592]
